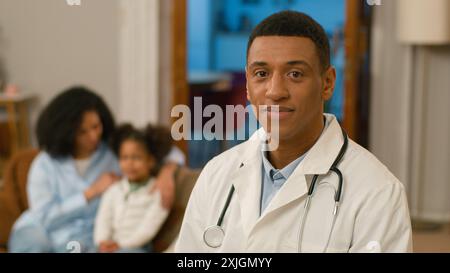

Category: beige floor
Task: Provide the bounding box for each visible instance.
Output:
[413,224,450,252]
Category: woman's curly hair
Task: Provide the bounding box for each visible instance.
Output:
[36,86,115,158]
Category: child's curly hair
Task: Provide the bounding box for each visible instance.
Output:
[110,123,173,175]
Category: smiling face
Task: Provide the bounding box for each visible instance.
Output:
[246,36,336,142]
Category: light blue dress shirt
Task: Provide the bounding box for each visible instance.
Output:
[260,152,306,215]
[260,117,330,215]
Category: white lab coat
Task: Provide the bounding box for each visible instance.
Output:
[175,114,412,253]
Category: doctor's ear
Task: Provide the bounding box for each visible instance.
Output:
[321,66,336,101]
[246,86,251,101]
[245,67,251,101]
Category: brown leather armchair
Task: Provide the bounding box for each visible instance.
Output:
[0,149,200,252]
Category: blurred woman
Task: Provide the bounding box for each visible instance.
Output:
[8,86,183,252]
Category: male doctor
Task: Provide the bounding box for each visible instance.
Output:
[175,11,412,253]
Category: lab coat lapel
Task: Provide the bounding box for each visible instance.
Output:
[230,134,264,237]
[262,114,345,216]
[300,114,344,175]
[261,170,308,217]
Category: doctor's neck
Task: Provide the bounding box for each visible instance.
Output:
[266,115,325,170]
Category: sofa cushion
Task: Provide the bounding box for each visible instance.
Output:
[0,149,39,250]
[153,167,200,252]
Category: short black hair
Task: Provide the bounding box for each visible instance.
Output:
[36,86,115,158]
[247,10,330,71]
[110,123,173,176]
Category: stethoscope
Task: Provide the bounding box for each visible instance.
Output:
[203,126,349,252]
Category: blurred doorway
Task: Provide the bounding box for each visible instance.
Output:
[172,0,373,167]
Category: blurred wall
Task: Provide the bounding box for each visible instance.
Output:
[407,46,450,221]
[0,0,120,145]
[117,0,161,127]
[0,0,173,145]
[370,1,450,221]
[370,0,412,190]
[158,0,174,127]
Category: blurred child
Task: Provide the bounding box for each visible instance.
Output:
[94,124,173,253]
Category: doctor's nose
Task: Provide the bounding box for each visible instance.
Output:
[265,74,289,101]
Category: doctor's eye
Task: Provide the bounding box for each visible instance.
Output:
[254,70,268,78]
[287,71,304,79]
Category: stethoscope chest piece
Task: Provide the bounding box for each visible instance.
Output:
[203,225,225,248]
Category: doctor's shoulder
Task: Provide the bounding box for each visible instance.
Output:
[344,139,406,196]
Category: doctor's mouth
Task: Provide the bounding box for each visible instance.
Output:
[261,105,295,121]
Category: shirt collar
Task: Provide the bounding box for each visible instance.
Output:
[261,115,331,181]
[122,177,153,193]
[262,151,306,181]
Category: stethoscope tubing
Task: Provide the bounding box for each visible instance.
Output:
[204,126,349,252]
